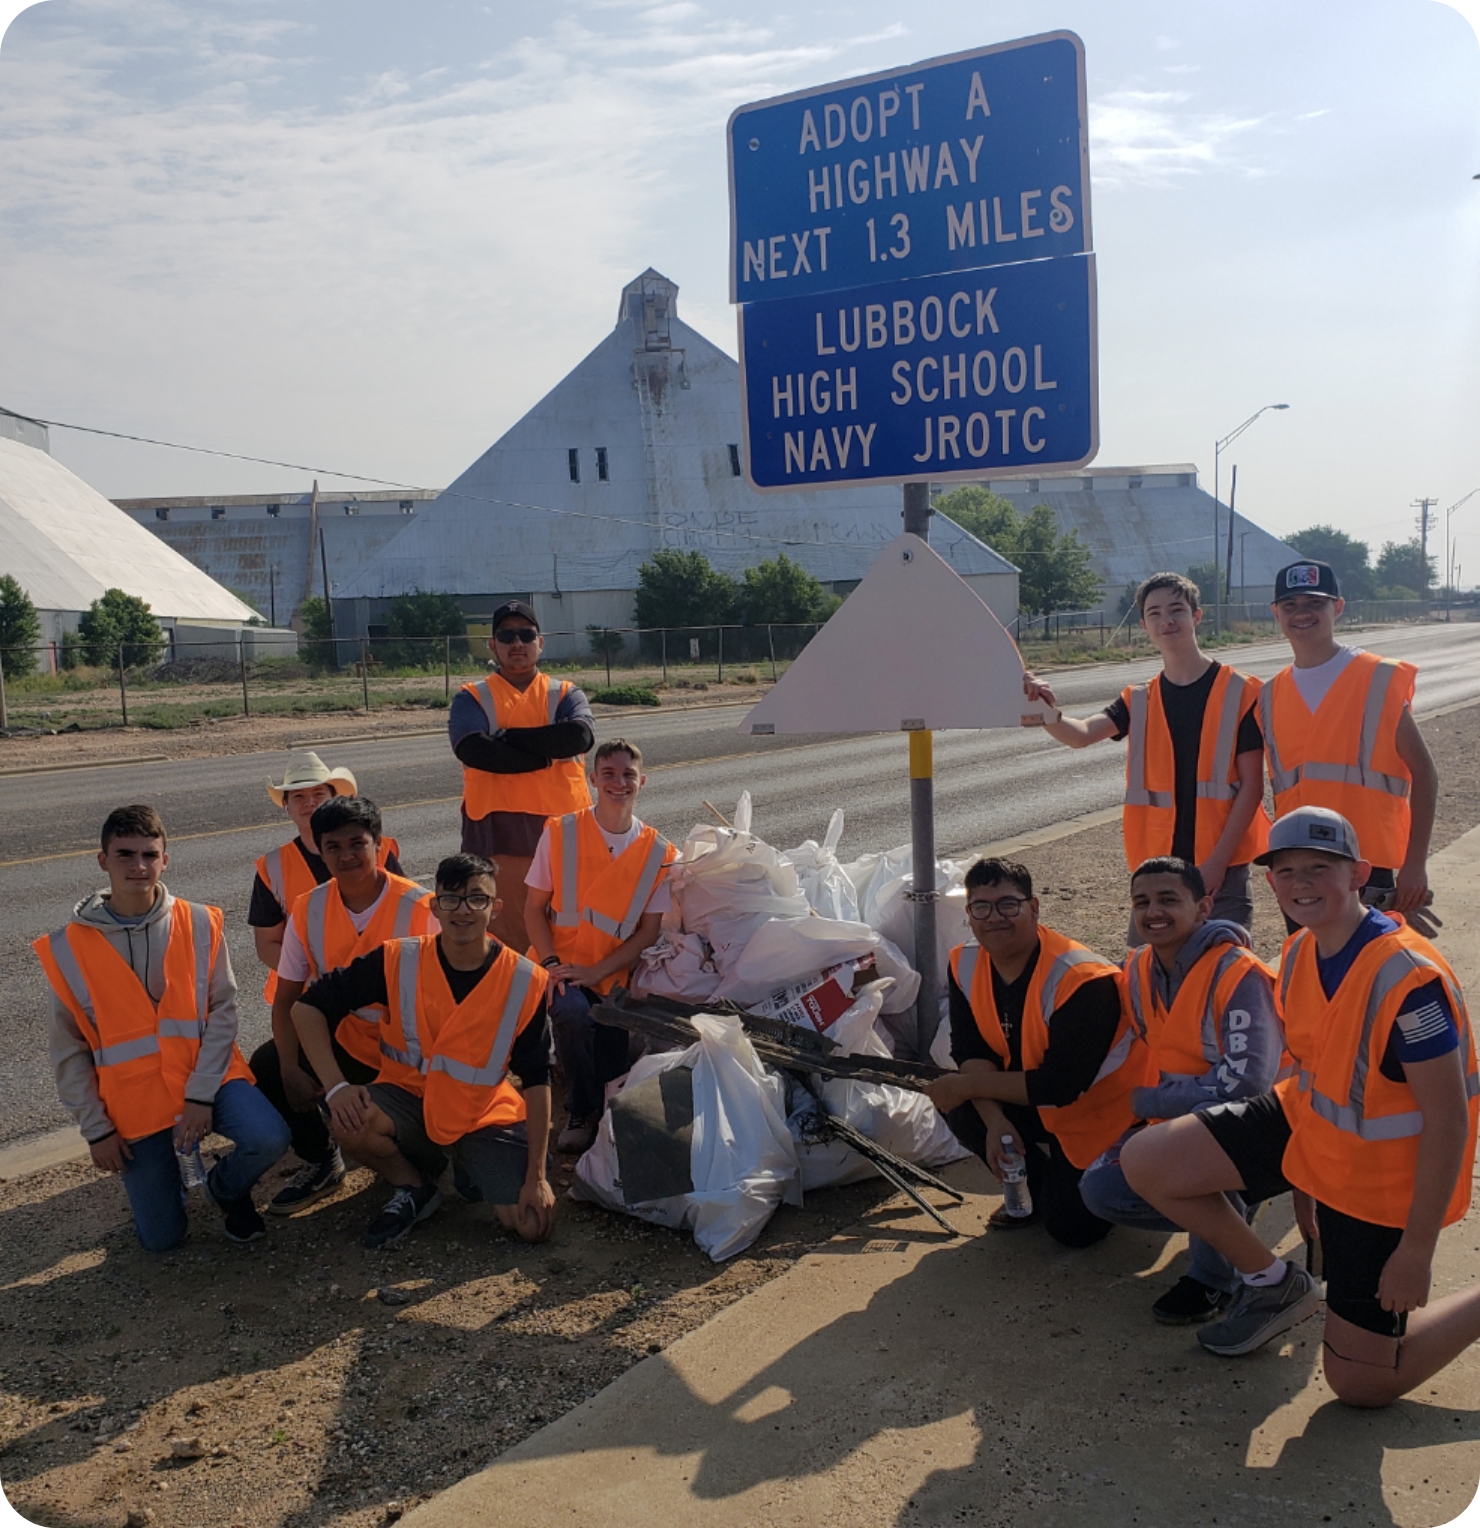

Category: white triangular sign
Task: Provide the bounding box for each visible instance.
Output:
[741,534,1054,735]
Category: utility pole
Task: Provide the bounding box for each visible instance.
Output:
[901,481,937,1065]
[1413,497,1437,579]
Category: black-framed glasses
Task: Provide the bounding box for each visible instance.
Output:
[494,628,539,645]
[966,896,1027,920]
[431,892,495,913]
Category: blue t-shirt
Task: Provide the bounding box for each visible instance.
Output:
[1313,908,1459,1077]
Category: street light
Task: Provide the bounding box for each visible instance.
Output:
[1444,487,1480,620]
[1213,404,1290,634]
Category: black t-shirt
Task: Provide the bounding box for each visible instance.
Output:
[300,941,551,1088]
[248,837,405,928]
[947,941,1124,1114]
[1102,662,1263,863]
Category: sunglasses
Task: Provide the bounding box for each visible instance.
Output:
[494,628,539,645]
[966,896,1027,920]
[431,892,495,912]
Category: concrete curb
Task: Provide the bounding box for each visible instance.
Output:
[0,1124,89,1181]
[0,753,169,779]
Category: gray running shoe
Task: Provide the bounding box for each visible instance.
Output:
[1196,1264,1323,1356]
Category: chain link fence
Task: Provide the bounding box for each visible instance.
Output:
[0,623,827,734]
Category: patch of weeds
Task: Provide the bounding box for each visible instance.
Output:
[588,685,660,707]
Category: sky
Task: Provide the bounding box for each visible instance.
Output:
[1,0,1478,576]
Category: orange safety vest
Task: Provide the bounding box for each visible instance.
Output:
[256,835,401,1004]
[459,671,591,823]
[540,810,678,994]
[378,936,548,1143]
[289,873,436,1067]
[948,927,1149,1168]
[1120,667,1270,870]
[1258,653,1416,869]
[1275,921,1479,1229]
[34,899,253,1141]
[1122,942,1277,1117]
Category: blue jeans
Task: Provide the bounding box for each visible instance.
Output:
[1079,1130,1242,1293]
[119,1079,292,1253]
[549,985,630,1121]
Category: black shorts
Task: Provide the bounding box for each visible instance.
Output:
[367,1083,530,1205]
[1196,1094,1407,1338]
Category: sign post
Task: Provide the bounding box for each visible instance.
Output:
[729,32,1095,1061]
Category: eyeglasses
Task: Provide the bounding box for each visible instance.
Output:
[494,628,539,645]
[431,892,495,912]
[966,896,1027,920]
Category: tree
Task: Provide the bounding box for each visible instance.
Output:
[633,549,737,629]
[1285,525,1375,599]
[0,574,40,678]
[383,589,468,668]
[739,554,838,625]
[296,595,337,670]
[1375,538,1434,599]
[934,485,1021,550]
[77,589,165,668]
[935,488,1101,616]
[1185,563,1219,606]
[1014,505,1102,616]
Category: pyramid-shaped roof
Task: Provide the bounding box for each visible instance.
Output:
[337,270,1016,599]
[0,435,259,622]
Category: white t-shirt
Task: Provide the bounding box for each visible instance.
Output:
[276,880,439,983]
[1289,643,1360,712]
[526,815,672,916]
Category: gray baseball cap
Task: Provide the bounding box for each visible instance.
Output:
[1254,806,1362,865]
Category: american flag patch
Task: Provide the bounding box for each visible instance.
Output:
[1394,999,1452,1046]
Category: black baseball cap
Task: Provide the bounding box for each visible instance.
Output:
[1273,560,1340,603]
[490,600,539,631]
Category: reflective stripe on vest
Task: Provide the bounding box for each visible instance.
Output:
[263,847,289,916]
[1302,949,1475,1140]
[553,814,582,929]
[1124,686,1173,810]
[1041,946,1110,1023]
[1279,930,1309,1013]
[956,943,980,994]
[1260,662,1412,802]
[381,935,430,1072]
[588,835,671,940]
[1195,676,1248,804]
[1125,944,1236,1067]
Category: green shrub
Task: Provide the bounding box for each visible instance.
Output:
[589,685,660,707]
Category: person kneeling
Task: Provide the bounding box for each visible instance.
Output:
[291,854,556,1250]
[925,857,1147,1248]
[1122,808,1480,1406]
[1079,857,1283,1324]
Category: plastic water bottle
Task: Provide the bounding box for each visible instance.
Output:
[998,1136,1033,1218]
[176,1145,208,1191]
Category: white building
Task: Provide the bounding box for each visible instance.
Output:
[0,422,265,656]
[332,270,1020,657]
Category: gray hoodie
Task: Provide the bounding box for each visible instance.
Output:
[45,885,242,1143]
[1130,918,1283,1122]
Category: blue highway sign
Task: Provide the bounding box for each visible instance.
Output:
[738,253,1096,491]
[728,32,1089,305]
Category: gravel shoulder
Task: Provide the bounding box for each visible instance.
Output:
[3,701,1478,1528]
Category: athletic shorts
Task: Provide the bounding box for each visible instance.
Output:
[1196,1093,1407,1337]
[366,1083,530,1206]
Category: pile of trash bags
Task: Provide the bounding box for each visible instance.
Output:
[571,986,968,1261]
[574,794,977,1260]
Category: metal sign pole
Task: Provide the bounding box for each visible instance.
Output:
[903,482,938,1064]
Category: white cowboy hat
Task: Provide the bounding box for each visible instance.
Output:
[266,750,359,807]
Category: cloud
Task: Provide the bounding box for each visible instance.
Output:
[1089,87,1268,187]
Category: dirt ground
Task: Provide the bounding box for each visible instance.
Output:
[3,699,1478,1528]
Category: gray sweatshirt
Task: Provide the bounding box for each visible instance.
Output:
[1130,919,1283,1121]
[45,886,242,1143]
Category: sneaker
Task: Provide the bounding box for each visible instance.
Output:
[556,1116,598,1154]
[1152,1275,1233,1326]
[363,1182,442,1250]
[266,1150,346,1216]
[986,1204,1041,1232]
[220,1197,267,1245]
[1196,1265,1323,1356]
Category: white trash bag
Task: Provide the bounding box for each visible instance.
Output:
[783,809,859,922]
[710,914,921,1013]
[632,930,721,1001]
[668,792,811,975]
[571,1013,800,1262]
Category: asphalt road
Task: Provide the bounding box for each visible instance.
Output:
[3,621,1478,1146]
